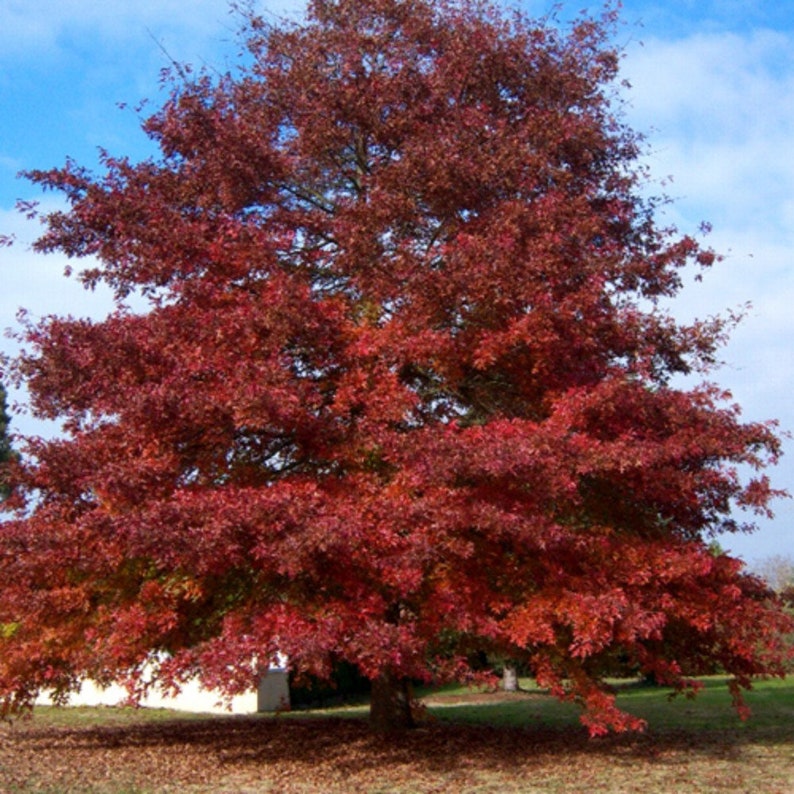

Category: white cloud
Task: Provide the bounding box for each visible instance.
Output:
[620,29,794,337]
[0,0,306,63]
[625,30,794,127]
[0,201,117,439]
[0,202,115,337]
[621,30,794,376]
[623,29,794,227]
[620,28,794,560]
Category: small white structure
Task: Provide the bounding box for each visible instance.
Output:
[36,660,290,714]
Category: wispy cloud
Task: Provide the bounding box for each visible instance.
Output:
[620,26,794,559]
[0,0,305,64]
[624,30,794,220]
[620,28,794,331]
[0,202,115,333]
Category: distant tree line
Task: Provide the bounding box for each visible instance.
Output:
[754,555,794,606]
[0,384,15,501]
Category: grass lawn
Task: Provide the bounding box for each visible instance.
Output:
[1,676,793,792]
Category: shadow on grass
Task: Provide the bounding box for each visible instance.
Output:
[6,691,793,778]
[3,676,792,794]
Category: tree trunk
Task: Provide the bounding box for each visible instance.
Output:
[502,664,518,692]
[369,670,415,732]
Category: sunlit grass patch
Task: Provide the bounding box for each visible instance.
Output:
[416,675,794,733]
[3,677,793,793]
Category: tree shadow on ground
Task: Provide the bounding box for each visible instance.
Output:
[5,710,791,774]
[4,681,794,791]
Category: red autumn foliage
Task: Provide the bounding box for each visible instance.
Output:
[1,0,790,734]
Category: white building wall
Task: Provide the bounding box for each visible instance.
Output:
[36,668,290,714]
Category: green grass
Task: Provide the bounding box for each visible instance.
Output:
[413,676,794,733]
[8,703,211,728]
[280,675,794,733]
[19,675,794,733]
[4,677,794,793]
[617,676,794,731]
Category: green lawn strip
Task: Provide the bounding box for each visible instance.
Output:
[418,675,794,733]
[616,676,794,732]
[12,704,212,728]
[19,675,794,733]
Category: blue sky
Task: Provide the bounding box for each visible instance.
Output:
[1,0,793,565]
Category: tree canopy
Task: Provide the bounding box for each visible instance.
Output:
[1,0,790,734]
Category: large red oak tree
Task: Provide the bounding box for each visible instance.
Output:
[1,0,790,734]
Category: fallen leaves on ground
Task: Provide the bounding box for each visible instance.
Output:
[0,706,792,793]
